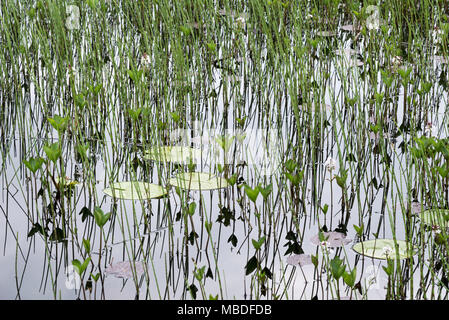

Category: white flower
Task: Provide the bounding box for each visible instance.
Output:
[424,122,437,136]
[319,241,335,254]
[391,56,402,68]
[324,157,337,172]
[381,245,393,257]
[366,5,380,31]
[320,240,330,247]
[235,15,246,29]
[432,225,441,235]
[140,52,151,69]
[432,27,443,45]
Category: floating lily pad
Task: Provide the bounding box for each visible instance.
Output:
[420,209,449,227]
[105,261,145,279]
[143,146,202,163]
[169,172,229,190]
[411,201,422,214]
[340,24,360,32]
[287,254,312,267]
[316,30,337,37]
[352,239,416,260]
[310,231,352,248]
[433,55,448,64]
[103,181,167,200]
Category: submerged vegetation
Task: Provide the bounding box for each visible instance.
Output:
[2,0,449,300]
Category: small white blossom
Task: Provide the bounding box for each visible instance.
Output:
[432,27,444,45]
[235,15,246,29]
[140,53,151,69]
[366,5,380,31]
[324,157,337,172]
[320,240,330,247]
[391,56,402,68]
[381,245,393,257]
[432,225,441,235]
[319,241,335,254]
[425,122,437,136]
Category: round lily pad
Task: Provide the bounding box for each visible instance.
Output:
[310,231,352,248]
[420,209,449,227]
[143,146,202,163]
[352,239,416,260]
[316,30,337,37]
[105,261,145,279]
[169,172,229,190]
[287,254,312,267]
[103,181,167,200]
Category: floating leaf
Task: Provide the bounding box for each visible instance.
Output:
[420,209,449,228]
[310,231,352,247]
[287,254,312,267]
[169,172,229,191]
[105,261,145,279]
[143,146,202,164]
[103,181,167,200]
[352,239,416,260]
[316,30,336,37]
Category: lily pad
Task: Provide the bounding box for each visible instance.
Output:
[310,231,352,248]
[316,30,337,37]
[169,172,229,190]
[411,201,422,214]
[352,239,416,260]
[143,146,202,163]
[105,261,145,279]
[287,254,312,267]
[340,24,360,32]
[420,209,449,227]
[103,181,167,200]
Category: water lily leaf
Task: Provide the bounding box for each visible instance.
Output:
[352,239,417,260]
[310,231,352,247]
[316,30,336,37]
[103,181,167,200]
[169,172,229,191]
[420,209,449,227]
[105,261,145,279]
[143,146,202,163]
[287,254,312,267]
